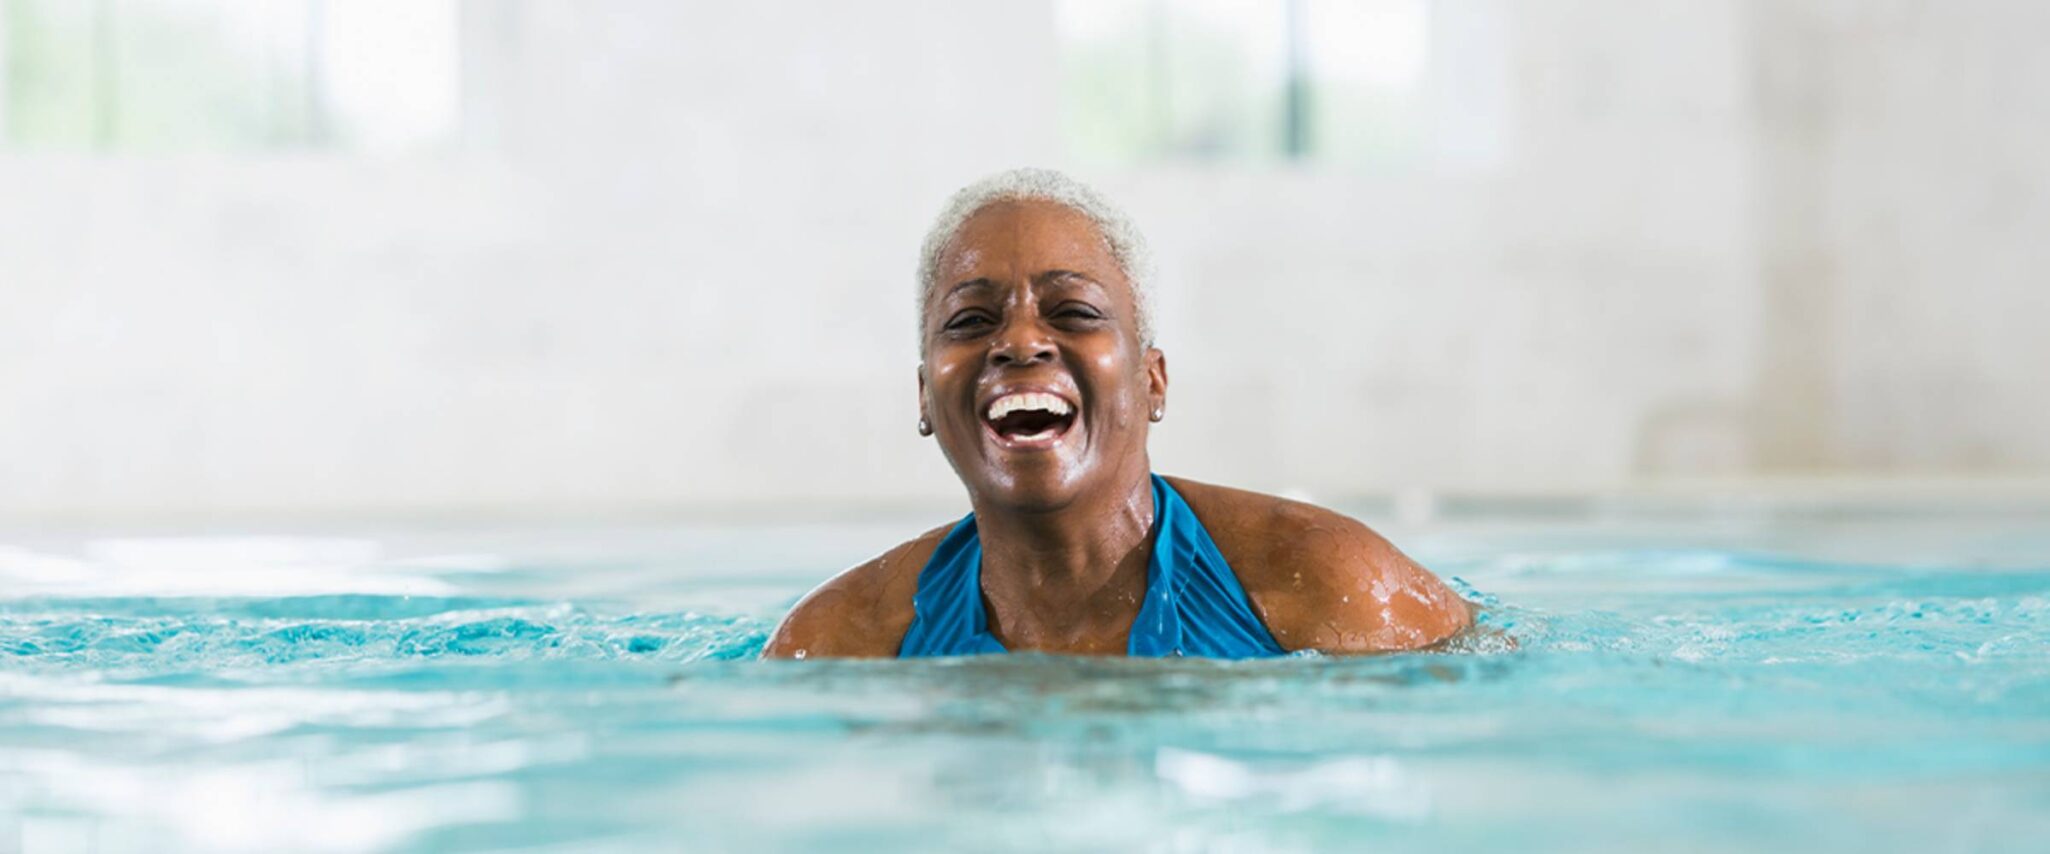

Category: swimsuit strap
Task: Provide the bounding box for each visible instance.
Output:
[896,514,1006,656]
[897,475,1285,659]
[1130,474,1290,658]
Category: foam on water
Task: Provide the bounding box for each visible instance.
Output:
[3,524,2049,852]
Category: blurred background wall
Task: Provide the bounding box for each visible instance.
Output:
[1,0,2045,523]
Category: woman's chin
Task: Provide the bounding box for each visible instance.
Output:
[973,466,1087,513]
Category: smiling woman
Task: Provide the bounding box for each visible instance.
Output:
[762,168,1471,660]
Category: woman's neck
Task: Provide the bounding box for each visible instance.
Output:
[969,468,1157,648]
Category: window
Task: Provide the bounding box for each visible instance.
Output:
[0,0,458,152]
[1056,0,1436,167]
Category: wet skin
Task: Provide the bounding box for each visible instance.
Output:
[763,200,1471,658]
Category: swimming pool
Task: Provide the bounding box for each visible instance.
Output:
[4,503,2048,852]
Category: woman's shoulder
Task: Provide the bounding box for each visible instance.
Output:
[1160,476,1370,563]
[1162,476,1471,652]
[1160,476,1341,531]
[1161,476,1382,589]
[759,523,952,659]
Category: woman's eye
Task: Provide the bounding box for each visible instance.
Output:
[1055,306,1103,320]
[945,313,993,331]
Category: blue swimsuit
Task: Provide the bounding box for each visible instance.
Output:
[898,474,1288,659]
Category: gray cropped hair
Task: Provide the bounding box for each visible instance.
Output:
[916,167,1156,351]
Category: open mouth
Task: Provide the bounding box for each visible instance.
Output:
[982,391,1078,448]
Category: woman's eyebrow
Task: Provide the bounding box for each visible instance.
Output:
[944,278,996,300]
[1039,269,1102,288]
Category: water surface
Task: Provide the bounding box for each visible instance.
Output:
[4,509,2048,852]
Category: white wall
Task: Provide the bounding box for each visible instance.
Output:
[1800,1,2050,472]
[0,0,2045,524]
[1141,0,1762,491]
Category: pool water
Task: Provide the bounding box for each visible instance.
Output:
[3,508,2048,852]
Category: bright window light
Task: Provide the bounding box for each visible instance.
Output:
[0,0,459,152]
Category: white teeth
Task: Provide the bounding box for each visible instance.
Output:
[985,392,1073,422]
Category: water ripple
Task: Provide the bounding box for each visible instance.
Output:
[1,596,770,674]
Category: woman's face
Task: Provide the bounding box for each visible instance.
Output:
[920,200,1166,512]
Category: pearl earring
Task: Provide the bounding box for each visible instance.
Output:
[1150,408,1164,422]
[918,418,933,436]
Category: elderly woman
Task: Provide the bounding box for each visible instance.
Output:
[764,169,1470,659]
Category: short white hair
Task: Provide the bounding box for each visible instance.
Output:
[916,167,1156,350]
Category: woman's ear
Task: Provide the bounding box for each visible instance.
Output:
[916,363,933,436]
[1146,347,1168,418]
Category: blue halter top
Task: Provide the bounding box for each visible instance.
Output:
[898,474,1287,659]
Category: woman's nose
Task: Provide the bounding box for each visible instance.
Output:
[988,318,1056,366]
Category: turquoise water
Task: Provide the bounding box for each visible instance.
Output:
[3,510,2048,852]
